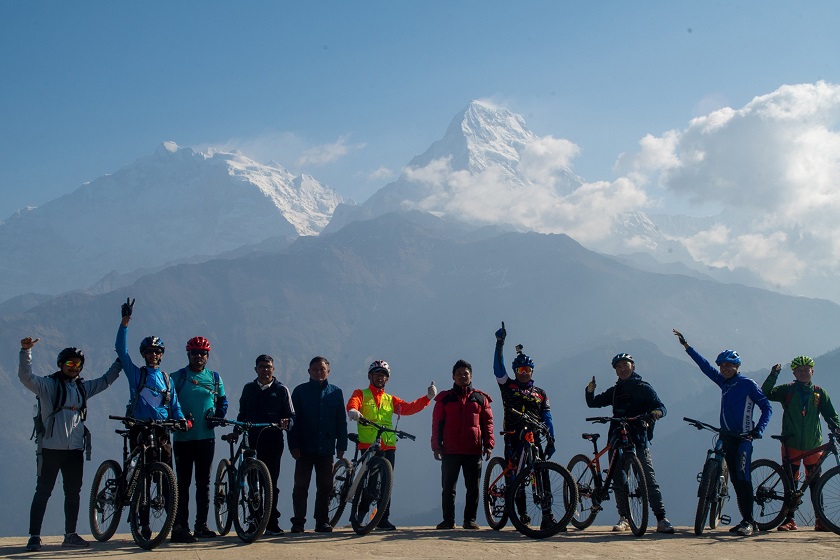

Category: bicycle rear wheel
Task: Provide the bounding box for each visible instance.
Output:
[617,453,648,537]
[694,459,718,535]
[329,458,352,527]
[567,454,600,530]
[213,458,233,536]
[751,458,789,531]
[129,462,178,550]
[89,459,124,542]
[350,456,393,535]
[814,465,840,534]
[507,461,577,539]
[483,457,508,530]
[233,459,272,543]
[709,460,729,529]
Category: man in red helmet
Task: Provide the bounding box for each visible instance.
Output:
[170,337,228,542]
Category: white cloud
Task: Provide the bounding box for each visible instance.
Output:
[367,166,395,181]
[295,135,366,166]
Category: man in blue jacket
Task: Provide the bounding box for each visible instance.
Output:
[674,329,772,536]
[288,356,348,533]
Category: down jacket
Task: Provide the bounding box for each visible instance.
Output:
[431,384,494,455]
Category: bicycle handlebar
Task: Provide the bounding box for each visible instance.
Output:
[109,415,186,430]
[207,417,285,431]
[357,417,416,441]
[682,417,753,439]
[586,415,647,424]
[508,409,554,444]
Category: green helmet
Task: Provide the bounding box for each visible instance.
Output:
[790,355,815,370]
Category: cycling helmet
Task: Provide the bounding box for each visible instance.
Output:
[511,352,535,370]
[611,353,634,368]
[139,336,165,355]
[368,360,390,377]
[57,347,85,368]
[790,355,814,370]
[715,349,741,366]
[186,336,211,352]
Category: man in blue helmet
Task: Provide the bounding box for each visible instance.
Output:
[674,329,772,536]
[585,353,674,534]
[493,322,555,528]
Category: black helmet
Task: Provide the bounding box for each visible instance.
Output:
[57,347,85,368]
[611,353,634,368]
[139,336,165,355]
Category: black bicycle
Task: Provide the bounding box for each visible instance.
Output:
[567,416,650,536]
[684,417,731,535]
[328,417,414,535]
[208,417,279,543]
[89,415,181,550]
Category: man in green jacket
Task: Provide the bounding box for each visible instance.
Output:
[762,355,840,531]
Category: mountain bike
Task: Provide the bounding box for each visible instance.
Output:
[751,430,840,533]
[208,417,280,543]
[89,415,181,550]
[482,408,577,539]
[683,417,732,534]
[566,416,650,536]
[328,417,413,535]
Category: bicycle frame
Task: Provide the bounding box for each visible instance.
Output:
[343,418,414,503]
[776,432,840,508]
[582,417,638,504]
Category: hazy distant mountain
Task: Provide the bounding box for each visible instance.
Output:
[3,212,840,536]
[0,142,345,302]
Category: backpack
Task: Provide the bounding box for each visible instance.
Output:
[175,369,220,396]
[126,366,171,417]
[784,383,824,412]
[31,372,87,443]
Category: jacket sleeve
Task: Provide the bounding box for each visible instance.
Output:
[586,386,613,409]
[431,396,445,453]
[686,346,725,388]
[761,370,785,402]
[169,383,185,420]
[753,383,773,435]
[393,394,431,416]
[335,388,348,453]
[18,348,47,396]
[493,342,509,385]
[83,358,122,398]
[482,394,495,451]
[643,383,666,417]
[819,389,840,433]
[237,384,249,422]
[288,386,302,450]
[347,389,364,412]
[282,385,295,430]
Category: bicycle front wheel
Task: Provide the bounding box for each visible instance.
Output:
[329,457,352,527]
[89,459,124,542]
[751,458,789,531]
[709,460,729,529]
[213,458,233,536]
[617,453,649,537]
[694,459,718,535]
[129,462,178,550]
[567,454,600,530]
[507,461,577,539]
[814,465,840,534]
[350,456,393,535]
[483,457,508,530]
[233,459,273,543]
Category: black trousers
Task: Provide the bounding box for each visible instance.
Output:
[173,438,215,529]
[30,448,84,535]
[380,449,396,523]
[256,439,284,526]
[291,453,334,527]
[440,454,482,524]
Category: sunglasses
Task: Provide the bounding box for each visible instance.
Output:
[189,350,209,357]
[145,348,164,355]
[63,359,83,368]
[515,366,533,374]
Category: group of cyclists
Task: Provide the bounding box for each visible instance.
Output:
[17,299,840,551]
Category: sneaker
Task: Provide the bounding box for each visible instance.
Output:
[737,521,755,537]
[377,520,397,531]
[815,519,830,532]
[612,517,630,532]
[62,533,90,548]
[656,518,676,534]
[462,521,480,530]
[193,525,217,538]
[265,524,284,536]
[291,524,305,533]
[315,522,333,533]
[436,520,455,530]
[777,518,798,531]
[170,527,197,543]
[25,536,42,552]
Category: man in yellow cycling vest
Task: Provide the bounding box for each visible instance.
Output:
[346,359,436,530]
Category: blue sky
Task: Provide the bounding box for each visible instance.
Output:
[1,1,838,221]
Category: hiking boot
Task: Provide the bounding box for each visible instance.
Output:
[377,520,397,531]
[462,521,480,530]
[436,520,455,530]
[612,517,630,532]
[315,522,333,533]
[777,518,798,531]
[193,525,217,538]
[170,527,197,543]
[737,521,755,536]
[291,524,305,533]
[62,533,90,548]
[25,536,42,552]
[265,523,284,536]
[815,519,830,532]
[656,518,675,534]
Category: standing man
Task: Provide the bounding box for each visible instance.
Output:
[288,356,348,533]
[170,337,228,542]
[346,359,436,530]
[585,353,675,534]
[674,329,772,536]
[432,359,494,531]
[19,338,122,551]
[761,356,839,531]
[238,354,295,535]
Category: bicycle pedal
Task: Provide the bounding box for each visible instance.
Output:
[696,472,703,482]
[720,515,732,526]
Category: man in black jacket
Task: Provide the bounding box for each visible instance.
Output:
[288,356,348,533]
[585,353,674,534]
[238,354,295,535]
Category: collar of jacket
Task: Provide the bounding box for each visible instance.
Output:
[617,372,642,384]
[451,383,474,394]
[367,384,385,396]
[309,378,329,389]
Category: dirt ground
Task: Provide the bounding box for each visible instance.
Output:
[2,525,838,560]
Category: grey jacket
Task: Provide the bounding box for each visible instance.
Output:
[19,348,121,450]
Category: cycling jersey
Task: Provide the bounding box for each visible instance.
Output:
[346,385,430,451]
[585,372,666,446]
[761,369,839,451]
[493,342,554,439]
